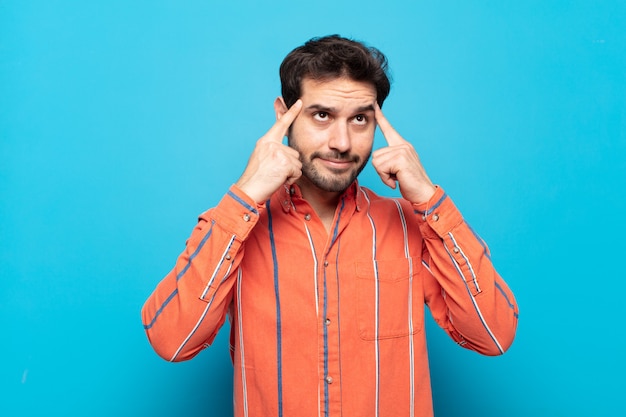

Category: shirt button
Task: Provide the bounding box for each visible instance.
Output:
[453,247,459,254]
[326,376,333,384]
[243,213,251,222]
[325,318,331,326]
[304,213,311,221]
[225,254,232,260]
[324,261,329,267]
[432,213,440,221]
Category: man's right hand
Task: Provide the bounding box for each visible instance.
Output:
[235,99,303,204]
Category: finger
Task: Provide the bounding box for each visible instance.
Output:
[372,151,398,190]
[376,169,397,190]
[374,102,404,146]
[266,99,303,142]
[284,166,302,186]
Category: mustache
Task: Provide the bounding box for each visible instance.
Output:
[309,151,361,163]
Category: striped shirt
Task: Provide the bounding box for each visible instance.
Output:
[142,182,518,417]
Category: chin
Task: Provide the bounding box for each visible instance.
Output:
[311,175,356,193]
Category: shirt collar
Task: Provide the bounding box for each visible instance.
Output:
[276,180,365,213]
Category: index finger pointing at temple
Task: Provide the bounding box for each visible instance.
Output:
[374,102,404,146]
[267,99,303,142]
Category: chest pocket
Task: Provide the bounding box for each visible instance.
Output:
[355,257,424,340]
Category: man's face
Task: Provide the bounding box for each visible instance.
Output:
[284,77,377,194]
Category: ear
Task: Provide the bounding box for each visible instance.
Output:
[274,97,288,121]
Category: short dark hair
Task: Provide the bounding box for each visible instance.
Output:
[279,35,391,108]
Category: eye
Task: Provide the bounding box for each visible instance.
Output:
[313,111,329,122]
[353,114,368,125]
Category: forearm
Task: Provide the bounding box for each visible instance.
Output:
[141,185,262,361]
[417,187,519,355]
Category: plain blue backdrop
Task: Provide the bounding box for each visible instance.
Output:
[2,1,625,416]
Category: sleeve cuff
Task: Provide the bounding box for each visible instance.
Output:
[413,186,464,239]
[199,184,265,240]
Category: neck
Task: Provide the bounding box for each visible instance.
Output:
[296,178,344,230]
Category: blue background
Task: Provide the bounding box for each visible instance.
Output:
[2,1,625,416]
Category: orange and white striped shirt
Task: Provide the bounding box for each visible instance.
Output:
[142,182,518,417]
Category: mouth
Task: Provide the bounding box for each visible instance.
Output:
[321,157,352,166]
[316,156,358,172]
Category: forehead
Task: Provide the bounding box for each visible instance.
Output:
[300,77,377,107]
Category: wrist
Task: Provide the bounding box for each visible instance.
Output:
[405,183,436,205]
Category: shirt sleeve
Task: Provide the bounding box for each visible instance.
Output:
[414,186,519,355]
[141,185,262,362]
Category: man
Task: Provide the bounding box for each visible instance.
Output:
[142,35,518,417]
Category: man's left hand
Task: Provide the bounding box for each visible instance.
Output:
[372,103,436,205]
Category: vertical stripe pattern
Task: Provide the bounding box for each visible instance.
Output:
[393,199,415,416]
[362,189,380,417]
[236,268,249,417]
[267,203,284,416]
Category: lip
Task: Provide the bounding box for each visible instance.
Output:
[319,158,353,170]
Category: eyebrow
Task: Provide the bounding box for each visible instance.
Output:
[305,104,375,113]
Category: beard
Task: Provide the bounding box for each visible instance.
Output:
[288,136,371,193]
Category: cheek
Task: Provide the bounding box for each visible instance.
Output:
[292,120,329,145]
[352,129,375,152]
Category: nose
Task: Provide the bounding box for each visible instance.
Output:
[328,122,351,153]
